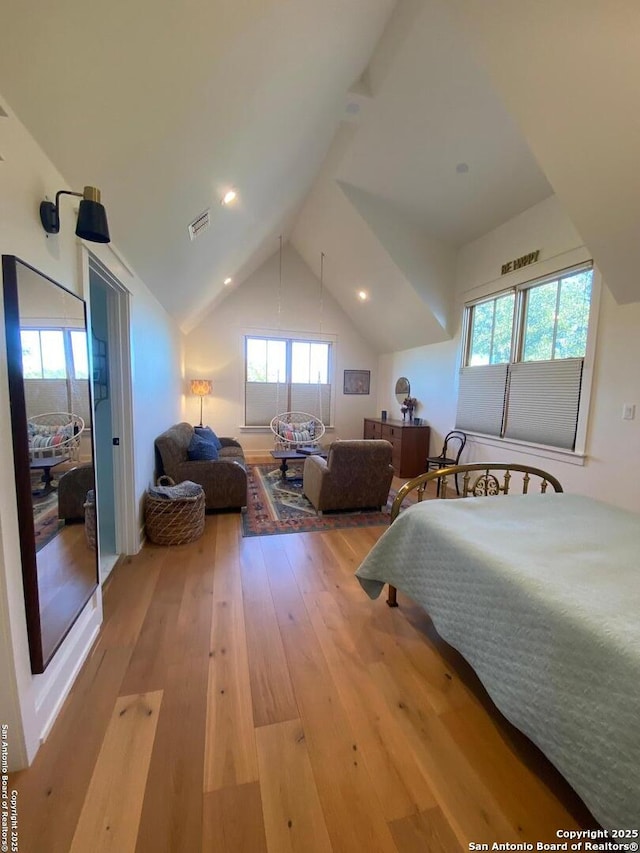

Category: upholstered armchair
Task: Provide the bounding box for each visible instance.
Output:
[302,439,394,514]
[58,463,94,521]
[154,422,247,510]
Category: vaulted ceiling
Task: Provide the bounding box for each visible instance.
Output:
[1,0,637,353]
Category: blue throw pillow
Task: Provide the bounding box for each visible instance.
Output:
[187,433,219,461]
[194,425,222,450]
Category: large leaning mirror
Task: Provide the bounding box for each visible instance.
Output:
[2,256,98,673]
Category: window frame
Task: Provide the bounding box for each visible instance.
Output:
[464,290,517,367]
[457,254,600,462]
[20,326,89,381]
[242,331,335,428]
[515,267,594,364]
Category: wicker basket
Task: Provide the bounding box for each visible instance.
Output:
[145,479,205,546]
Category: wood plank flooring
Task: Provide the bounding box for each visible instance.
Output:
[11,489,597,852]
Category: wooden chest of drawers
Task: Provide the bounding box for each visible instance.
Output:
[363,418,430,479]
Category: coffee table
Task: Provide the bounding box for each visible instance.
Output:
[270,449,327,480]
[30,457,65,495]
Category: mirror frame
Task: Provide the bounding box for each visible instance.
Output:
[2,255,99,673]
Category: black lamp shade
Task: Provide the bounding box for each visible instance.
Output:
[76,199,110,243]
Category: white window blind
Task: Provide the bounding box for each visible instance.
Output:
[455,364,508,436]
[24,379,68,417]
[290,383,331,421]
[24,378,92,427]
[245,382,280,426]
[504,359,583,449]
[245,382,331,426]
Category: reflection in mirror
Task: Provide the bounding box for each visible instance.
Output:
[395,377,410,405]
[2,256,98,673]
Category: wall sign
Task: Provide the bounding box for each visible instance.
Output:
[501,249,540,276]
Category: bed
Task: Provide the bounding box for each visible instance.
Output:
[355,464,640,830]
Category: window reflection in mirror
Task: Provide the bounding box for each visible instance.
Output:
[2,256,98,673]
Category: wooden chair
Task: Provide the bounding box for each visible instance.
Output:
[426,429,466,494]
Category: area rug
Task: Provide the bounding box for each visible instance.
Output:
[33,488,64,552]
[242,463,396,537]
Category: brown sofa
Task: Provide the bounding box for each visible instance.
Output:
[154,422,247,510]
[302,439,394,514]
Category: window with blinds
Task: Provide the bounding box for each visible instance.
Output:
[456,263,593,450]
[244,335,332,426]
[21,327,92,426]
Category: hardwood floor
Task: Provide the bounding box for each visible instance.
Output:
[11,497,597,852]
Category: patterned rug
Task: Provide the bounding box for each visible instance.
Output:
[242,463,395,537]
[33,487,64,552]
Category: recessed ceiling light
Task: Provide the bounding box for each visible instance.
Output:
[221,189,237,205]
[224,277,232,285]
[357,290,368,301]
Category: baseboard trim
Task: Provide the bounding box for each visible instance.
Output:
[33,593,103,752]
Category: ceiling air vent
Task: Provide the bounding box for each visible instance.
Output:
[188,208,211,241]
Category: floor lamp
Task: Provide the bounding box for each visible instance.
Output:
[191,379,212,427]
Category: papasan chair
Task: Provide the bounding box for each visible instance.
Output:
[27,412,85,462]
[270,411,326,450]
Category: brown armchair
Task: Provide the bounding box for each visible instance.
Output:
[57,463,94,521]
[154,422,247,510]
[302,439,394,514]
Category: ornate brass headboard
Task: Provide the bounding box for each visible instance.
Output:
[385,463,563,607]
[391,462,563,522]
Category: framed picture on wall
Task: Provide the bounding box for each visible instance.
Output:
[343,369,370,395]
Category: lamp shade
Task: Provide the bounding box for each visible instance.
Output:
[190,379,212,396]
[76,199,110,243]
[76,187,110,243]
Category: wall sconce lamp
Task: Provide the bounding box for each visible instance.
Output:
[40,185,111,243]
[190,379,212,427]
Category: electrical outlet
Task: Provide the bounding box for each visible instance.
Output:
[622,403,636,421]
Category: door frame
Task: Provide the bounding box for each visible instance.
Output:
[81,248,137,557]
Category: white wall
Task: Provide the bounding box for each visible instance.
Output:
[0,93,183,769]
[128,282,184,530]
[378,335,460,452]
[184,244,378,452]
[380,194,640,511]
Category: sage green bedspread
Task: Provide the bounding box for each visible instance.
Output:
[356,493,640,828]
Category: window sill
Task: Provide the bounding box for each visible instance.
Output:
[465,432,586,467]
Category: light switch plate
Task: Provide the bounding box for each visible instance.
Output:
[622,403,636,421]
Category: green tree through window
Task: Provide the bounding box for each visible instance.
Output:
[469,293,514,365]
[522,270,592,361]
